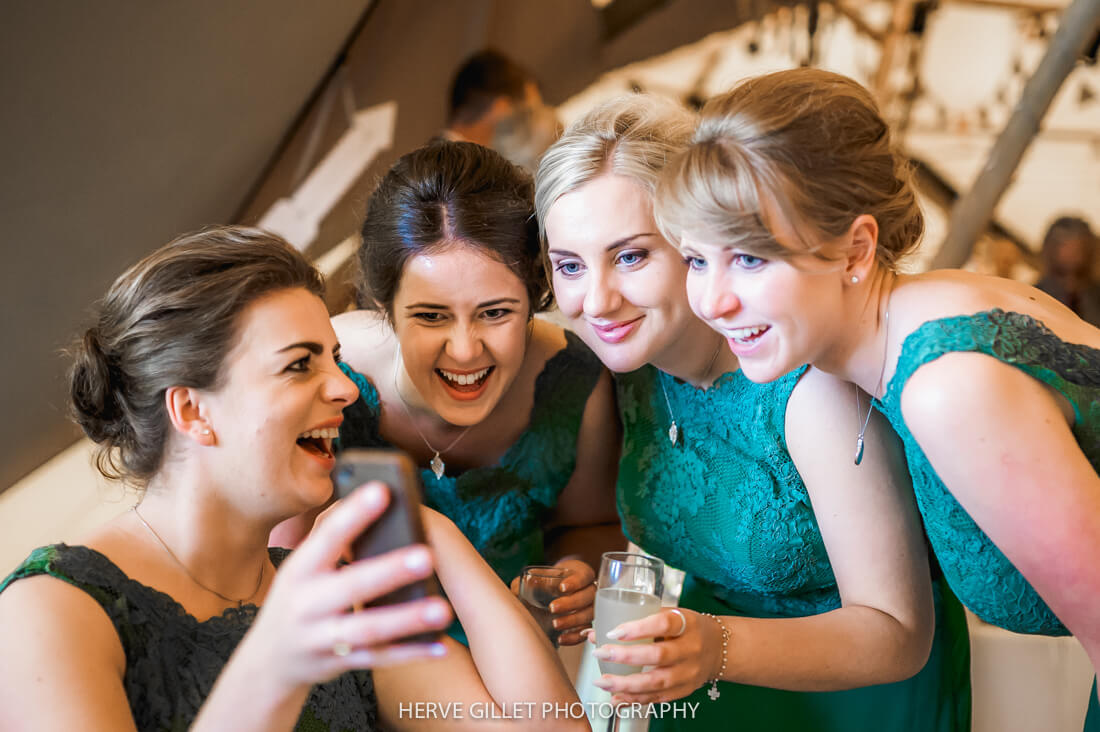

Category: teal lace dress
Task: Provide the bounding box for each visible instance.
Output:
[873,309,1100,731]
[616,365,971,732]
[0,544,378,732]
[338,331,602,587]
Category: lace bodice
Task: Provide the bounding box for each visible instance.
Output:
[874,309,1100,635]
[338,330,603,586]
[616,364,842,618]
[0,544,378,731]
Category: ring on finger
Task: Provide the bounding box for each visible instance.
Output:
[668,608,687,638]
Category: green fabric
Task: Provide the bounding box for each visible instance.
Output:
[1086,679,1099,732]
[616,364,971,732]
[875,309,1100,635]
[338,330,603,586]
[1,544,377,731]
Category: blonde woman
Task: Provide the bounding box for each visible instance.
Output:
[657,67,1100,727]
[536,95,970,731]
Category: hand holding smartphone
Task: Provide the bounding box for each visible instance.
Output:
[331,449,443,640]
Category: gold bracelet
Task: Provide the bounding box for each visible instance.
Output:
[700,612,729,700]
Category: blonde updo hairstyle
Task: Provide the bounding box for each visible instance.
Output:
[534,93,696,248]
[69,226,324,485]
[655,68,923,271]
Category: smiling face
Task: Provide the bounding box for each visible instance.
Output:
[545,174,699,373]
[679,218,846,383]
[199,287,358,515]
[391,242,531,426]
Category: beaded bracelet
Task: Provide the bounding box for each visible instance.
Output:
[700,612,729,700]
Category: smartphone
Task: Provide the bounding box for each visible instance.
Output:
[332,449,442,627]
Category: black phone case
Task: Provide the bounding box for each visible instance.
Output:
[332,449,443,641]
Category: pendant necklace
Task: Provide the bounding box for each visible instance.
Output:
[658,338,724,446]
[393,355,472,479]
[854,306,890,466]
[131,505,265,608]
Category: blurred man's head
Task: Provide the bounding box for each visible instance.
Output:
[447,49,560,171]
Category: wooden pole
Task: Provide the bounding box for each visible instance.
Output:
[931,0,1100,269]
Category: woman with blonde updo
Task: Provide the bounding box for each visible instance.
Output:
[0,227,583,731]
[537,94,969,731]
[656,67,1100,726]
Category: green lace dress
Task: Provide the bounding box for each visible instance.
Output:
[873,309,1100,731]
[616,365,971,732]
[0,544,378,732]
[338,331,603,587]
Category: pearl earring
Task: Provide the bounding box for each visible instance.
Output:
[201,427,211,436]
[850,276,859,284]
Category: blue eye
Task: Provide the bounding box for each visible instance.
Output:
[554,260,584,277]
[734,253,765,269]
[684,255,706,271]
[616,250,646,267]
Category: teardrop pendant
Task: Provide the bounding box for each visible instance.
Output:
[668,421,679,445]
[429,452,445,479]
[853,436,865,466]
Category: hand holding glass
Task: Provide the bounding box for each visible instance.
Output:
[518,565,569,646]
[594,552,664,675]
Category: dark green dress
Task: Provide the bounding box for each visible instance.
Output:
[0,544,378,732]
[616,364,971,732]
[339,330,603,587]
[873,308,1100,731]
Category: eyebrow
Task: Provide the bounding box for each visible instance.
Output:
[404,297,523,311]
[277,341,324,355]
[547,232,657,257]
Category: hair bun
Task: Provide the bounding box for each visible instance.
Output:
[69,327,128,444]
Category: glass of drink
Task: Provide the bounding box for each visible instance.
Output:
[594,552,664,675]
[518,565,569,646]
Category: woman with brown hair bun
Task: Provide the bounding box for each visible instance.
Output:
[0,226,584,731]
[657,67,1100,727]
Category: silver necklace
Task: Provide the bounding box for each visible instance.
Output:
[393,355,473,479]
[854,307,890,466]
[658,339,724,445]
[131,505,265,607]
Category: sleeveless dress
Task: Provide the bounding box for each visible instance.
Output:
[873,308,1100,731]
[339,330,603,587]
[616,364,971,732]
[0,544,378,732]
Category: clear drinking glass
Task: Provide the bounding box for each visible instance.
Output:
[518,565,569,646]
[594,552,664,675]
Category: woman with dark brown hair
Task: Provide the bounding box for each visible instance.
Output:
[0,226,584,731]
[277,140,621,647]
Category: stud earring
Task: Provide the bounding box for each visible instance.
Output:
[850,276,859,284]
[200,427,211,436]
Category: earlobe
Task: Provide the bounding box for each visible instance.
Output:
[164,386,216,445]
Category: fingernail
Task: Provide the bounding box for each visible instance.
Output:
[404,548,430,571]
[361,483,384,509]
[559,582,569,593]
[430,642,447,656]
[423,602,449,623]
[606,627,624,640]
[593,677,613,690]
[592,647,611,660]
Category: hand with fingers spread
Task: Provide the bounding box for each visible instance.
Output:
[590,607,726,705]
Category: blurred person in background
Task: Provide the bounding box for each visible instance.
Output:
[1036,216,1100,326]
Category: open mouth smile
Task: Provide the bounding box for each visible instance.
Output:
[295,426,339,461]
[436,366,494,400]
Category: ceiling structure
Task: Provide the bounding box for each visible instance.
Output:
[2,0,1097,492]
